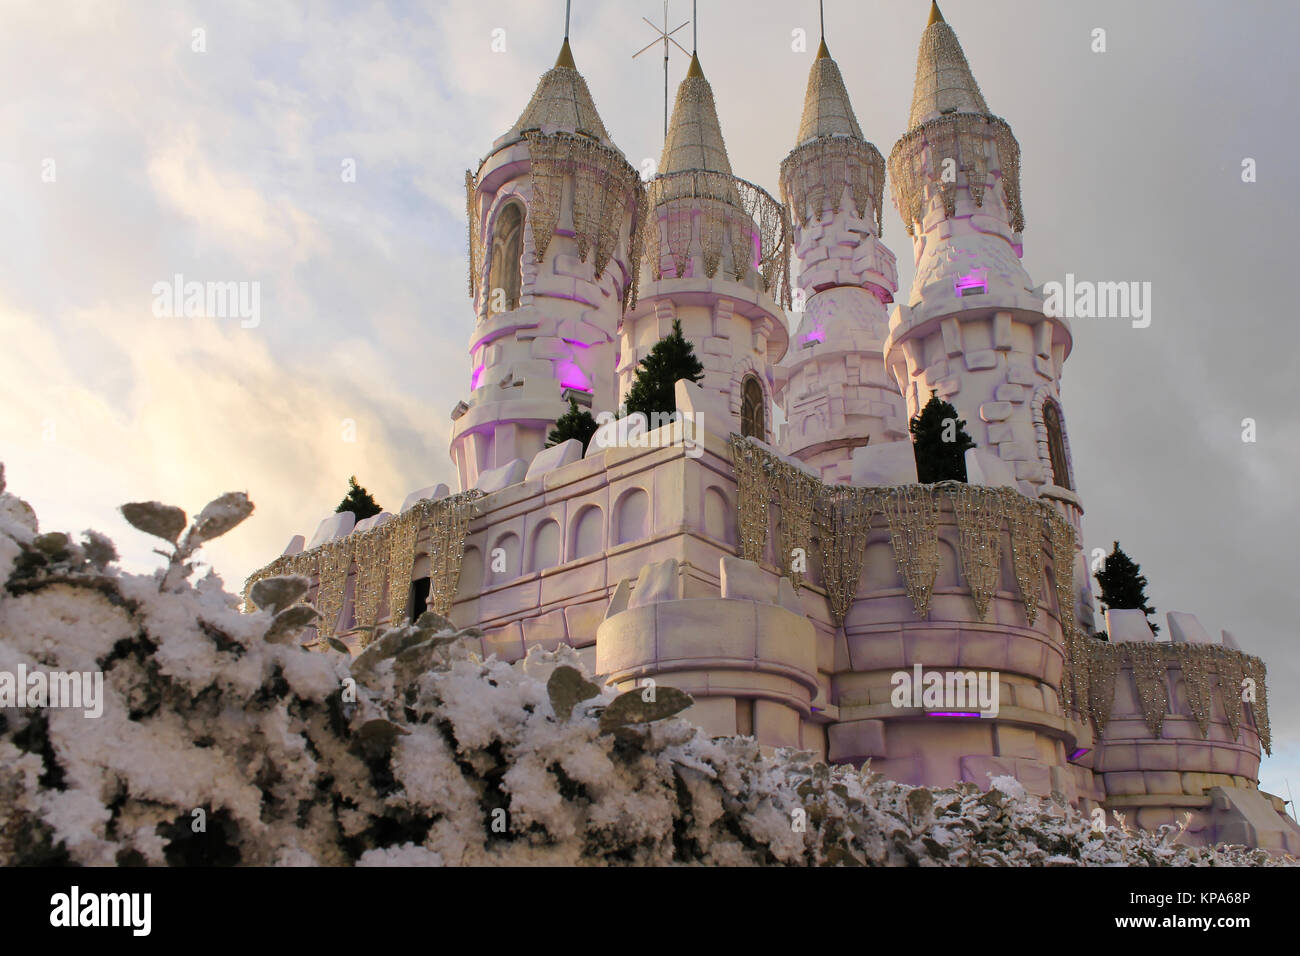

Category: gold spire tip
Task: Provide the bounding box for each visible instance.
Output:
[928,2,945,26]
[816,37,830,60]
[555,37,576,69]
[687,52,703,77]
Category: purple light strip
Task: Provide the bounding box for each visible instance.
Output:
[1068,747,1090,761]
[927,711,980,718]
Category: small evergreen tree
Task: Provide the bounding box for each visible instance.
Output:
[1094,540,1159,635]
[909,391,976,483]
[548,397,598,451]
[623,318,705,420]
[335,476,382,521]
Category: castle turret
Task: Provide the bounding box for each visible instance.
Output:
[620,53,791,441]
[452,38,645,490]
[882,3,1093,628]
[774,35,908,483]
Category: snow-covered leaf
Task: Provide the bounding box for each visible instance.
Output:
[189,492,253,544]
[120,501,187,543]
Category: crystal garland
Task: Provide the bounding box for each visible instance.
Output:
[780,135,886,238]
[817,486,876,626]
[1180,644,1215,739]
[383,505,423,628]
[644,169,792,310]
[1003,490,1045,626]
[1244,657,1271,754]
[1048,513,1086,718]
[946,483,1006,621]
[774,462,819,592]
[888,113,1024,237]
[1086,640,1118,736]
[1127,642,1171,738]
[729,435,773,563]
[314,537,354,643]
[880,486,941,619]
[426,491,483,616]
[351,526,390,645]
[1217,647,1244,743]
[465,170,481,299]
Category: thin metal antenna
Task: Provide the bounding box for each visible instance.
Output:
[819,0,825,41]
[565,0,571,39]
[633,2,691,140]
[693,0,697,54]
[1288,779,1298,824]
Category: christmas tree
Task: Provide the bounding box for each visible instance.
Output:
[909,391,976,483]
[1094,540,1159,635]
[335,476,382,521]
[623,318,705,420]
[547,397,598,451]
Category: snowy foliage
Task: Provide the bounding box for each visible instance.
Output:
[0,468,1291,866]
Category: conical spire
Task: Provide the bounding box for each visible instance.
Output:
[510,40,612,145]
[795,40,864,145]
[907,4,989,129]
[659,54,733,175]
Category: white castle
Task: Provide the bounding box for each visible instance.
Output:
[246,4,1298,853]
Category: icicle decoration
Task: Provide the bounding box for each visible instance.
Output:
[1003,489,1045,626]
[817,487,876,627]
[1180,645,1214,740]
[1217,647,1245,743]
[1128,643,1170,738]
[774,463,819,592]
[644,170,792,310]
[888,113,1024,237]
[946,483,1006,621]
[1087,640,1118,736]
[780,135,886,238]
[730,435,773,563]
[881,486,941,619]
[315,537,353,643]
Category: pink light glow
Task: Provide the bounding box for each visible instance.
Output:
[561,338,591,349]
[556,359,591,393]
[953,267,988,296]
[800,323,826,345]
[470,364,484,390]
[927,711,981,718]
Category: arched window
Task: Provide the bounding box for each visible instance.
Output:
[1043,399,1071,489]
[740,375,765,439]
[487,201,525,315]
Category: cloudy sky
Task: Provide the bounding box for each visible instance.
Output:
[2,0,1298,804]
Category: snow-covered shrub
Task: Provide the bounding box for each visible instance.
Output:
[0,465,1291,866]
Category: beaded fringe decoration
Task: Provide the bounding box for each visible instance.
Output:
[888,113,1024,236]
[1245,657,1271,754]
[881,486,941,619]
[1127,642,1171,738]
[1217,648,1244,743]
[730,436,773,563]
[946,483,1006,621]
[780,135,886,238]
[817,487,875,627]
[351,527,390,644]
[523,131,645,305]
[314,537,354,644]
[775,464,819,592]
[466,170,481,299]
[1086,640,1119,736]
[644,169,792,310]
[242,492,483,643]
[1180,644,1215,740]
[1003,490,1045,626]
[1048,513,1086,718]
